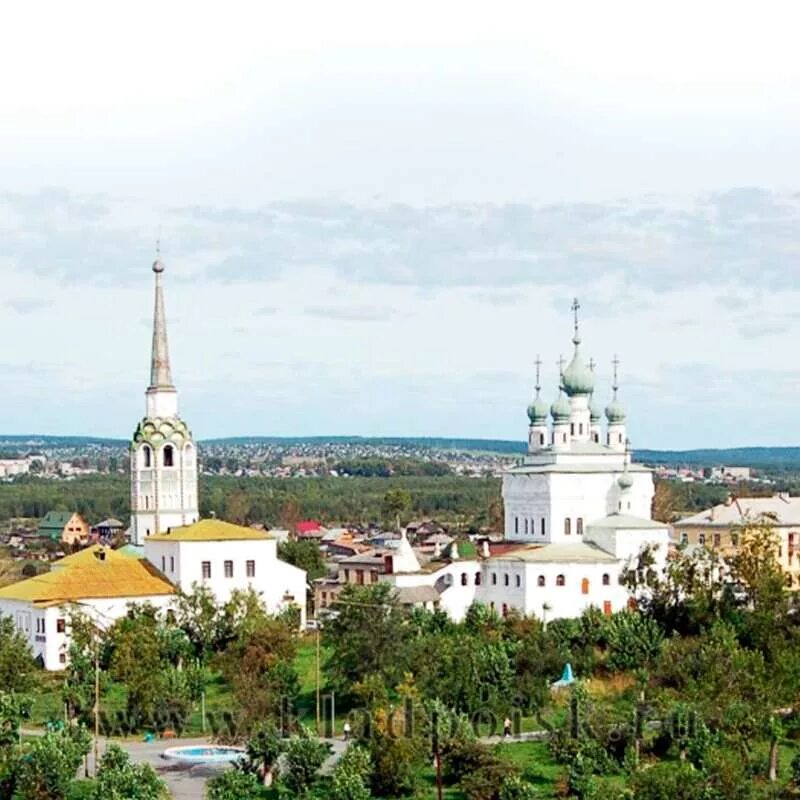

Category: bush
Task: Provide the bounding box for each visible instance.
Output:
[499,776,539,800]
[606,612,664,672]
[330,745,372,800]
[279,732,330,797]
[460,758,520,800]
[206,769,265,800]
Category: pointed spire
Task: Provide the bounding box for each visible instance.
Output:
[149,248,174,389]
[611,354,620,398]
[534,354,542,395]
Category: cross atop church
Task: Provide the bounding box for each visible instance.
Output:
[571,297,581,345]
[557,354,566,376]
[612,354,620,392]
[534,355,542,392]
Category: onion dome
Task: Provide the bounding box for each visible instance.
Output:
[606,397,626,424]
[527,394,549,425]
[589,396,602,423]
[618,469,634,491]
[562,350,595,396]
[551,391,571,423]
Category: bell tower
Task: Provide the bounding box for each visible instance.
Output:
[130,251,199,545]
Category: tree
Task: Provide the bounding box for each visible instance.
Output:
[175,583,226,662]
[244,722,283,786]
[0,614,36,693]
[324,583,410,702]
[279,729,330,797]
[330,745,372,800]
[90,744,167,799]
[11,727,90,800]
[605,612,664,672]
[382,489,412,529]
[278,540,326,581]
[206,769,264,800]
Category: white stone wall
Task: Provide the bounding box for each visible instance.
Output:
[144,538,307,625]
[503,470,653,543]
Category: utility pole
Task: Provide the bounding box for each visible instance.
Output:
[315,623,321,735]
[94,638,100,776]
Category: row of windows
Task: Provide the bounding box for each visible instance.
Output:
[343,568,380,585]
[488,600,615,617]
[200,560,256,579]
[513,517,584,536]
[458,571,614,589]
[34,618,66,634]
[141,443,194,468]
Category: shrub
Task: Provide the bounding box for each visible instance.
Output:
[206,769,264,800]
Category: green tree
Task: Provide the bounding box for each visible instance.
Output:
[0,614,36,693]
[330,745,372,800]
[206,769,264,800]
[12,727,90,800]
[324,583,410,702]
[243,722,283,787]
[278,540,326,581]
[90,743,166,799]
[605,612,664,672]
[278,730,330,798]
[382,489,412,529]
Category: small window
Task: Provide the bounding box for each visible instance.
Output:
[372,571,379,583]
[163,445,174,467]
[576,518,583,535]
[602,573,610,586]
[170,556,175,572]
[541,518,546,536]
[504,574,510,586]
[730,533,739,547]
[524,518,528,535]
[698,534,706,546]
[56,618,65,633]
[603,601,612,616]
[539,433,545,445]
[514,517,519,535]
[344,569,350,581]
[246,560,255,577]
[475,572,481,586]
[356,569,364,585]
[680,532,688,545]
[515,575,521,588]
[581,578,590,595]
[143,446,152,468]
[461,572,468,586]
[571,423,575,436]
[564,518,571,536]
[202,561,211,579]
[713,533,721,547]
[492,572,497,585]
[537,575,545,587]
[556,574,565,587]
[224,560,233,578]
[161,556,166,572]
[59,653,66,664]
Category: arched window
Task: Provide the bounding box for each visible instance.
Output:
[564,518,571,536]
[460,572,468,586]
[539,433,545,446]
[142,446,152,468]
[492,572,497,585]
[581,578,590,595]
[556,574,565,587]
[163,445,174,467]
[576,518,584,535]
[515,575,521,588]
[524,518,528,535]
[475,572,481,586]
[504,574,510,586]
[537,575,545,587]
[602,573,610,586]
[514,517,519,535]
[541,518,546,536]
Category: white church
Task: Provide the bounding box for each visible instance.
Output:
[0,254,306,669]
[380,301,671,621]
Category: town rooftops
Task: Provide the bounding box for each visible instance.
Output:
[394,585,440,605]
[0,545,174,605]
[490,541,618,564]
[38,511,81,532]
[675,494,800,527]
[146,519,273,542]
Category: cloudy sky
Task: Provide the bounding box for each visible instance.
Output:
[2,1,800,448]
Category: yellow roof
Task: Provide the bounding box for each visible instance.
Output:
[146,518,272,542]
[0,546,175,605]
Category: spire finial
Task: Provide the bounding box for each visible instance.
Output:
[152,240,165,274]
[571,297,581,347]
[557,354,566,377]
[149,252,173,389]
[534,355,542,394]
[612,354,620,397]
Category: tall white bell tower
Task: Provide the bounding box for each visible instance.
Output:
[130,252,199,545]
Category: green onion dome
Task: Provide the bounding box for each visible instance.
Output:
[605,397,626,424]
[561,349,595,397]
[551,392,571,423]
[589,396,602,423]
[527,394,550,425]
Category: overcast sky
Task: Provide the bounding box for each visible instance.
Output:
[2,1,800,449]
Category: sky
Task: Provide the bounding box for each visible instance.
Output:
[2,1,800,449]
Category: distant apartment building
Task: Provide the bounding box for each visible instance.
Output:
[673,493,800,587]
